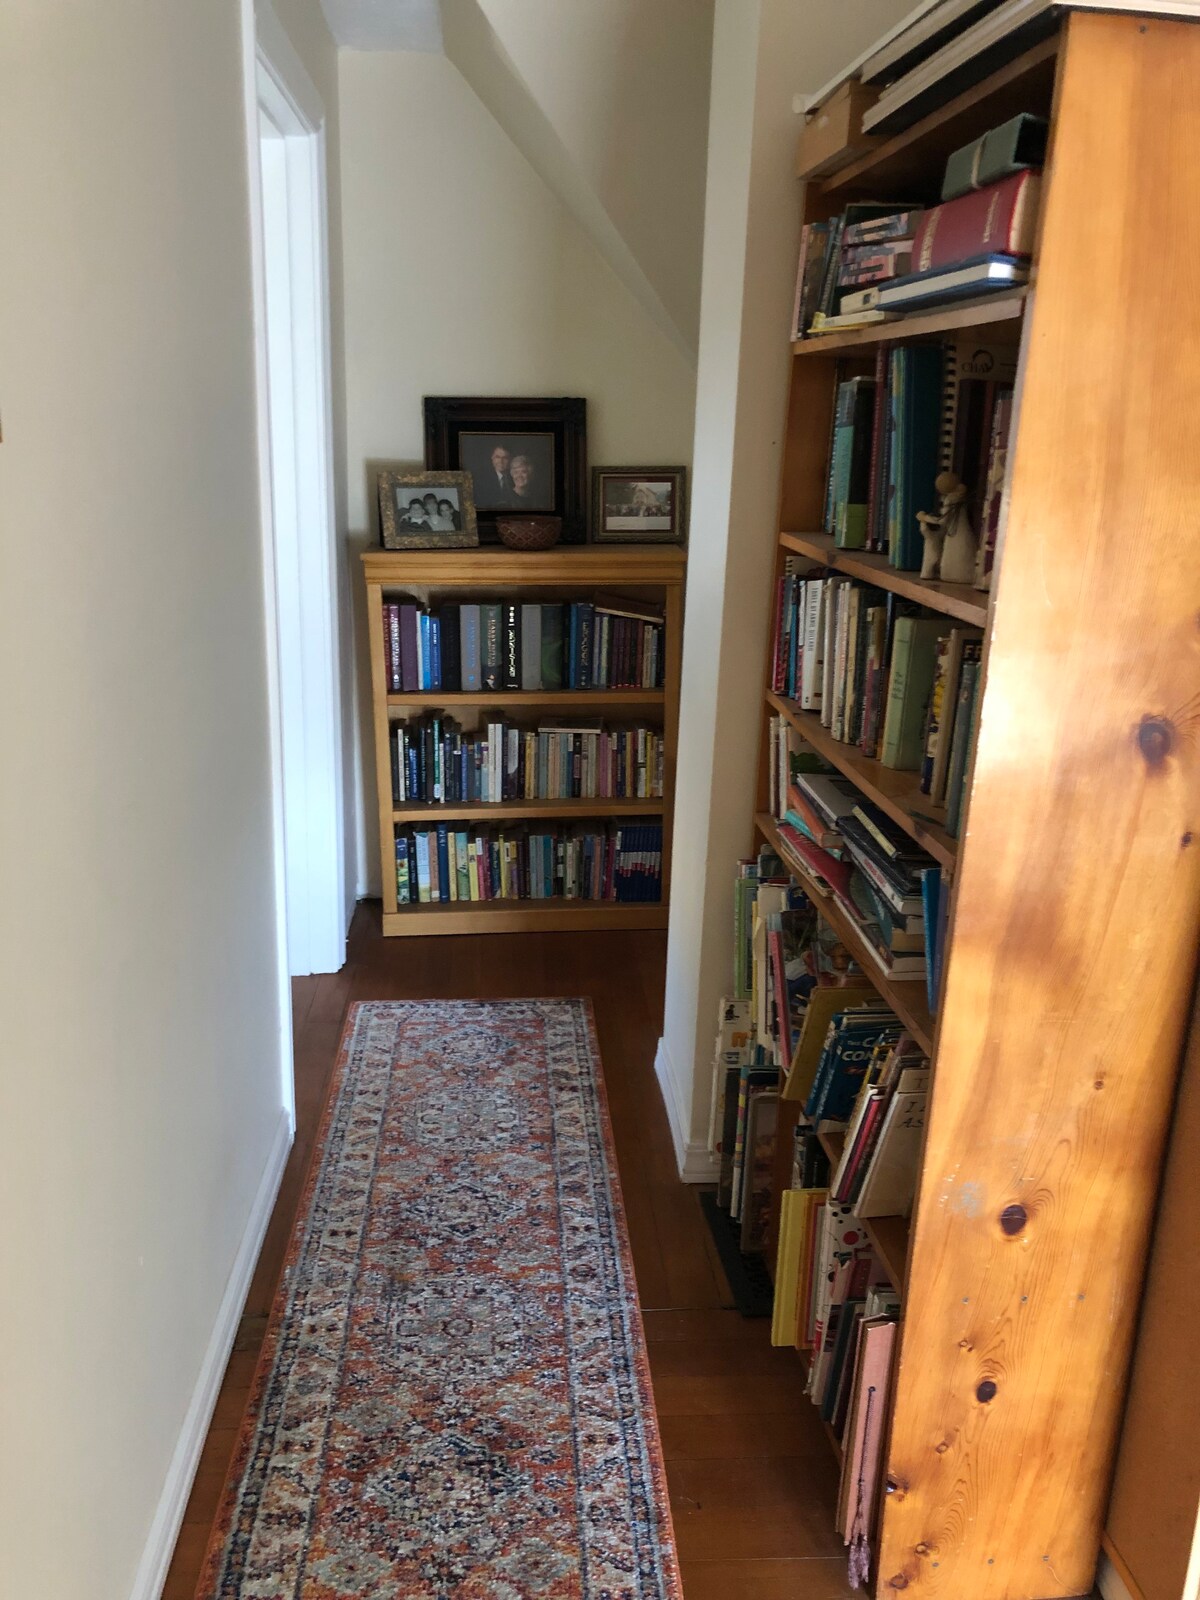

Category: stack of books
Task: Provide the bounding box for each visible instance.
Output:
[391,716,664,805]
[394,819,663,905]
[382,593,665,694]
[792,116,1042,335]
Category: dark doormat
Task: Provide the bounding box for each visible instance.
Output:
[698,1188,774,1317]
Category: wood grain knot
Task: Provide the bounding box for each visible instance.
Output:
[999,1203,1027,1235]
[976,1379,998,1403]
[888,1575,910,1590]
[915,1542,932,1556]
[1137,715,1174,767]
[1183,831,1194,849]
[935,1439,951,1454]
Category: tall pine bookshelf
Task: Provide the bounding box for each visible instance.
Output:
[363,546,684,935]
[753,12,1200,1597]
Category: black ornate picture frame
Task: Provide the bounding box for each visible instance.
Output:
[423,396,588,545]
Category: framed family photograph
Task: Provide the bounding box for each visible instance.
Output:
[378,470,478,550]
[591,467,688,545]
[424,396,588,543]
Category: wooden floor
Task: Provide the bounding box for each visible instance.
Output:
[163,902,852,1600]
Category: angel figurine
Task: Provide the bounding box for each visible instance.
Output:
[916,471,978,584]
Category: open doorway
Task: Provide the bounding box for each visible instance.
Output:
[246,12,348,993]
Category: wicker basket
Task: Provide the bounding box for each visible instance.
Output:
[496,516,563,551]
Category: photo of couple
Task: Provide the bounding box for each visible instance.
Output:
[460,432,556,513]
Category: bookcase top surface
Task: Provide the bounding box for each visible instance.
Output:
[362,546,686,586]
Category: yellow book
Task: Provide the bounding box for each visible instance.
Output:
[794,1187,830,1351]
[783,986,877,1103]
[772,1188,806,1346]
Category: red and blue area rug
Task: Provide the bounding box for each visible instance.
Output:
[198,999,681,1600]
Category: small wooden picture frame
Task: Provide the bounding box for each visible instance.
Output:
[378,470,478,550]
[591,466,688,545]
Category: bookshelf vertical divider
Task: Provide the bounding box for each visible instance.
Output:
[362,546,685,936]
[754,12,1200,1599]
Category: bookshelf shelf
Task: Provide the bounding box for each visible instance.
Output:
[391,799,664,823]
[364,547,684,935]
[766,690,957,868]
[387,690,665,710]
[755,810,935,1052]
[778,530,990,628]
[380,899,668,937]
[791,289,1026,356]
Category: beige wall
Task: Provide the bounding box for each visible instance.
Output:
[339,47,699,890]
[0,1,338,1595]
[470,0,714,352]
[657,0,916,1175]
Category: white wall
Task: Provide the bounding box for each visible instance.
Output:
[0,1,335,1594]
[656,0,916,1178]
[339,48,699,891]
[466,0,714,353]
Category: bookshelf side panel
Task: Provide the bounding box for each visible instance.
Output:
[880,15,1200,1598]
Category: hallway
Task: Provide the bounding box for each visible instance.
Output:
[165,905,853,1600]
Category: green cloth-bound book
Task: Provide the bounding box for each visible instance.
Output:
[879,616,947,770]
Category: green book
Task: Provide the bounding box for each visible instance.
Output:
[831,376,876,550]
[540,604,564,690]
[879,616,947,770]
[945,660,982,836]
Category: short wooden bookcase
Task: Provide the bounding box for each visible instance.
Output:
[362,546,684,936]
[752,12,1200,1598]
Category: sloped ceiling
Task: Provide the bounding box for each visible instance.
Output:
[320,0,713,363]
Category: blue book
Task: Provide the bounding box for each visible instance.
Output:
[460,603,482,692]
[921,866,942,1014]
[455,832,470,901]
[577,604,595,690]
[435,823,451,903]
[413,830,432,904]
[429,614,442,690]
[891,343,942,572]
[418,612,431,690]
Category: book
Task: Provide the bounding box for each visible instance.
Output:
[843,209,923,246]
[502,602,521,692]
[831,377,877,549]
[520,604,542,693]
[460,603,482,692]
[942,111,1048,201]
[878,254,1029,312]
[838,1317,897,1545]
[792,220,831,340]
[921,867,942,1013]
[740,1090,780,1251]
[945,657,982,836]
[856,1074,930,1217]
[879,616,947,770]
[929,629,982,802]
[911,172,1040,274]
[976,387,1014,588]
[481,603,502,691]
[887,343,943,571]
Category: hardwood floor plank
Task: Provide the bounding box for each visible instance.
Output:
[679,1558,857,1600]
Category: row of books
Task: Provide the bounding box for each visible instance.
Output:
[390,716,664,805]
[792,162,1039,337]
[824,335,1015,581]
[770,574,981,831]
[394,819,663,905]
[771,1138,900,1566]
[382,595,665,695]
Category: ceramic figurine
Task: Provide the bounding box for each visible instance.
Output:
[916,471,978,584]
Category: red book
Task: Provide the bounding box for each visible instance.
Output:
[910,171,1041,275]
[772,574,788,693]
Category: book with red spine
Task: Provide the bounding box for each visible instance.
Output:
[910,170,1040,275]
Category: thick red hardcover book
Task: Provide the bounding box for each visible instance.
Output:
[911,170,1041,274]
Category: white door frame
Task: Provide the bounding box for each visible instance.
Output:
[241,0,347,1036]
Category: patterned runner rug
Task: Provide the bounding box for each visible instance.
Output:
[198,999,680,1600]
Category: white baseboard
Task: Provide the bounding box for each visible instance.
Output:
[654,1036,721,1184]
[130,1105,292,1600]
[1097,1550,1136,1600]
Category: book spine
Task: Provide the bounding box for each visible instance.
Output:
[577,604,594,691]
[864,344,889,552]
[502,603,520,691]
[520,604,542,693]
[399,603,419,693]
[461,603,482,693]
[440,607,461,693]
[910,171,1041,275]
[483,601,502,688]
